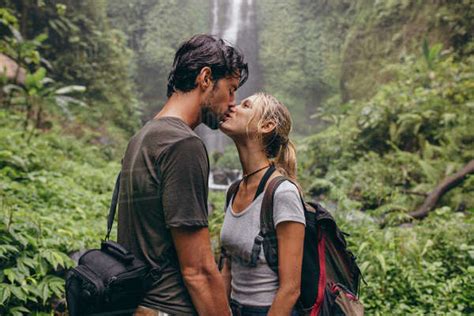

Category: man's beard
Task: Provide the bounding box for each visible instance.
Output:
[201,105,220,130]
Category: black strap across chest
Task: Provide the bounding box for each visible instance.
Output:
[222,166,277,267]
[255,165,276,200]
[226,165,276,209]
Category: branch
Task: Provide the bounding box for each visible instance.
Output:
[409,159,474,219]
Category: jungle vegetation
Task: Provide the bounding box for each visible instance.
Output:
[0,0,472,314]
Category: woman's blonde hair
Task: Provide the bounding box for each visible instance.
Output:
[247,92,297,182]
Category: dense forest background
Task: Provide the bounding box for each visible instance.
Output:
[0,0,473,315]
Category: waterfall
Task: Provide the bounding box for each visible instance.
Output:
[195,0,262,156]
[222,0,241,44]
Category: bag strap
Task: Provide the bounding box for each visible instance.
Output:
[254,165,276,200]
[225,165,276,210]
[225,179,241,210]
[103,172,175,274]
[260,176,288,235]
[259,176,308,273]
[221,167,277,268]
[105,172,121,241]
[242,176,287,269]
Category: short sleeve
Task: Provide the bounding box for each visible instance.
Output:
[159,137,209,228]
[273,181,306,228]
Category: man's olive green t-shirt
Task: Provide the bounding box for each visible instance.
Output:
[117,117,209,315]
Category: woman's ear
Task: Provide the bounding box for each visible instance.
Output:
[261,120,276,134]
[196,67,212,91]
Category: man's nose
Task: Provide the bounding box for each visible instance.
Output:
[228,102,237,112]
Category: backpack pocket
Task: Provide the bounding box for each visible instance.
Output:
[327,282,364,316]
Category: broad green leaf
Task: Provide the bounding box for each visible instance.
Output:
[33,33,48,43]
[37,281,50,305]
[9,286,27,302]
[3,268,16,283]
[9,305,30,316]
[0,285,11,306]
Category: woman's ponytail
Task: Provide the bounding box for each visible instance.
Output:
[252,92,299,184]
[275,139,297,181]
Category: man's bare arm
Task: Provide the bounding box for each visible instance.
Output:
[171,226,230,316]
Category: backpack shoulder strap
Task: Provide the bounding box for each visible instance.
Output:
[258,176,288,273]
[225,180,241,211]
[260,176,289,234]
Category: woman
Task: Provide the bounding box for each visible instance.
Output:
[219,92,305,316]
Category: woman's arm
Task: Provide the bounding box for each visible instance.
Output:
[268,221,305,316]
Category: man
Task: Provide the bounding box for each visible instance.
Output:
[117,34,248,315]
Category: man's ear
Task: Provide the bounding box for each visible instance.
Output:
[261,120,276,134]
[196,67,212,91]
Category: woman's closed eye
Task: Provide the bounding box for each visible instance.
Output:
[242,100,251,108]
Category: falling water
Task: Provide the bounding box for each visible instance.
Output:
[195,0,262,155]
[222,0,241,44]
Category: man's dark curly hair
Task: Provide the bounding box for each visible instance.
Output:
[167,34,248,98]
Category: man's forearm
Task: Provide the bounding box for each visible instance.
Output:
[183,266,231,315]
[170,227,230,315]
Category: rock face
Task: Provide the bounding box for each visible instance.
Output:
[0,53,26,84]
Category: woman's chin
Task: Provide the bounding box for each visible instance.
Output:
[219,123,239,138]
[218,121,230,134]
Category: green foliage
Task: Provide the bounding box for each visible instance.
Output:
[339,0,473,102]
[297,43,474,313]
[342,210,474,314]
[0,109,119,314]
[256,0,351,132]
[208,191,226,256]
[301,50,474,214]
[211,145,241,170]
[422,38,443,70]
[257,0,473,129]
[1,0,141,136]
[0,1,138,162]
[0,1,471,315]
[46,1,141,134]
[108,0,210,119]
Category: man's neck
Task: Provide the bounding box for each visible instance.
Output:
[154,92,202,129]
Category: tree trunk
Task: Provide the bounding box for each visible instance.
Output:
[409,159,474,219]
[20,0,29,39]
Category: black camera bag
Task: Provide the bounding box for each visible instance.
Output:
[66,174,167,315]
